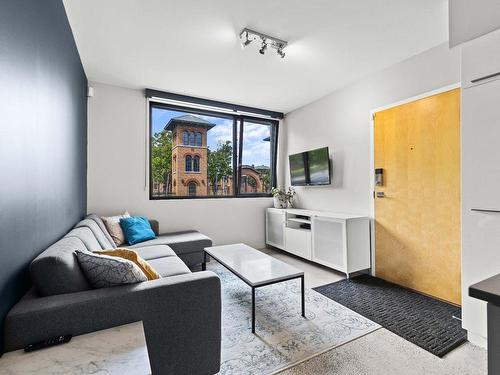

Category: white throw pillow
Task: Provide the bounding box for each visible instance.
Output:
[101,211,130,246]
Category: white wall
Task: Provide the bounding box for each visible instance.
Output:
[449,0,500,47]
[87,82,275,249]
[283,43,460,215]
[284,40,500,348]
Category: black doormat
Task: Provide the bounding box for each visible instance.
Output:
[313,275,466,357]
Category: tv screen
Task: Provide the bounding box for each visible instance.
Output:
[289,147,331,186]
[289,152,307,186]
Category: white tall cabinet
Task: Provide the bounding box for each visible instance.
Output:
[461,28,500,346]
[266,208,370,277]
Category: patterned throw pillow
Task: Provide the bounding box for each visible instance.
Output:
[101,212,130,246]
[75,249,147,288]
[94,248,161,280]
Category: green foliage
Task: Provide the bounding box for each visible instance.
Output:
[151,130,172,193]
[260,171,271,192]
[247,176,257,188]
[208,141,233,194]
[271,187,295,205]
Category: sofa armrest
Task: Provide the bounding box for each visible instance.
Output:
[5,271,221,375]
[149,219,159,236]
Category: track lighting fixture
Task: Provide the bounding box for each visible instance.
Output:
[239,28,288,59]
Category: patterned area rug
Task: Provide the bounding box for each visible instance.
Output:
[313,275,466,358]
[206,263,380,375]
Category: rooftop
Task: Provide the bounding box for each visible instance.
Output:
[164,114,216,131]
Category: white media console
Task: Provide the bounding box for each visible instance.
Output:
[266,208,371,277]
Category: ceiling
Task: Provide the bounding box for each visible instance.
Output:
[63,0,448,113]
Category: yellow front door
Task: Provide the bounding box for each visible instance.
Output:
[374,88,461,305]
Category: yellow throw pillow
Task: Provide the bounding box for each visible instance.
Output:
[94,248,161,280]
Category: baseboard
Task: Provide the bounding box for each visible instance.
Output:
[467,331,487,349]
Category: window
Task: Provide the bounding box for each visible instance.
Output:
[188,182,197,196]
[238,120,275,195]
[150,103,278,199]
[185,155,192,172]
[193,155,200,172]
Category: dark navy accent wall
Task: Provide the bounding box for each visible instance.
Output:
[0,0,87,354]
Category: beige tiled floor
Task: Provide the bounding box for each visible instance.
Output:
[259,246,346,288]
[259,247,487,375]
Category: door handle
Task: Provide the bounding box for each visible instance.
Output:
[471,208,500,213]
[471,71,500,84]
[376,192,386,198]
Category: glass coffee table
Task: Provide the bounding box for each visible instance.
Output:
[204,243,305,333]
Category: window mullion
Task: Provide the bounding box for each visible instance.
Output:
[237,116,244,197]
[232,117,238,197]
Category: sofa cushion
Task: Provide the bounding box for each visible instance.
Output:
[75,250,147,288]
[65,227,102,252]
[134,245,176,260]
[178,251,206,267]
[85,214,116,248]
[147,257,191,278]
[30,237,91,296]
[74,219,115,249]
[126,230,212,256]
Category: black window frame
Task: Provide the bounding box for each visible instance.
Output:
[185,155,192,172]
[188,182,197,196]
[193,155,200,172]
[149,101,279,200]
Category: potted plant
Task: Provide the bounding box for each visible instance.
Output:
[271,187,296,208]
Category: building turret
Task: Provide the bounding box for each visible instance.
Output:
[165,115,215,196]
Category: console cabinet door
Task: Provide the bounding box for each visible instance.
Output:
[312,216,346,271]
[266,209,285,249]
[284,228,312,260]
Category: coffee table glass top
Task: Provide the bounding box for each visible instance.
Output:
[204,243,304,287]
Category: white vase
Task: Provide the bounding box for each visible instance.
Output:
[273,196,287,209]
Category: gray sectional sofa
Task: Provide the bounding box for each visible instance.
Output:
[4,214,221,375]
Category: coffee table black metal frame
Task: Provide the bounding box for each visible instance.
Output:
[203,251,305,333]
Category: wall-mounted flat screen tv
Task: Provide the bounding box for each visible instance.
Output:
[289,147,331,186]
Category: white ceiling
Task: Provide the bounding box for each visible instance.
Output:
[63,0,448,113]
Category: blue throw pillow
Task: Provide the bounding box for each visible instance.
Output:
[119,216,156,245]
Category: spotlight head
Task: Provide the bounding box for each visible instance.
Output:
[242,31,252,47]
[277,46,286,59]
[259,39,268,55]
[239,31,252,48]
